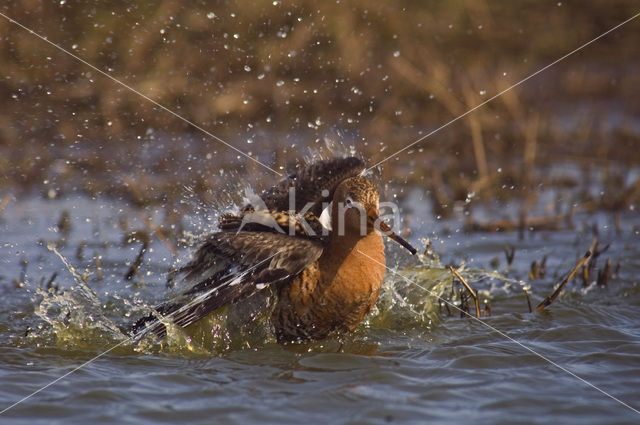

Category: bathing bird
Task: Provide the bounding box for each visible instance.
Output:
[130,157,416,343]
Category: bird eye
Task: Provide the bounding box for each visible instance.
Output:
[345,196,353,205]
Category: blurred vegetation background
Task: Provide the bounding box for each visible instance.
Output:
[0,0,638,213]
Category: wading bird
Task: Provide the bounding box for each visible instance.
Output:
[130,157,416,343]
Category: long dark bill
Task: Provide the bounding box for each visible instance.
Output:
[378,220,417,255]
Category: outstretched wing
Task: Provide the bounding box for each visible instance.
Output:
[218,209,327,238]
[259,156,365,215]
[129,231,324,339]
[216,156,364,237]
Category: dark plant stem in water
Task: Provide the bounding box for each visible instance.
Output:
[534,250,591,312]
[449,265,481,319]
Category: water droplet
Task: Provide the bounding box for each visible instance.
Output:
[244,65,251,72]
[276,80,284,87]
[393,51,400,57]
[207,12,216,19]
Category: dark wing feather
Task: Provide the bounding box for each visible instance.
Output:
[259,156,365,215]
[129,231,323,339]
[214,157,363,238]
[218,210,327,238]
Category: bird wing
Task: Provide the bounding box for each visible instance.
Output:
[217,209,327,238]
[258,156,365,215]
[215,157,364,238]
[129,231,324,339]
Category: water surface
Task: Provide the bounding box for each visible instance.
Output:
[1,194,639,424]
